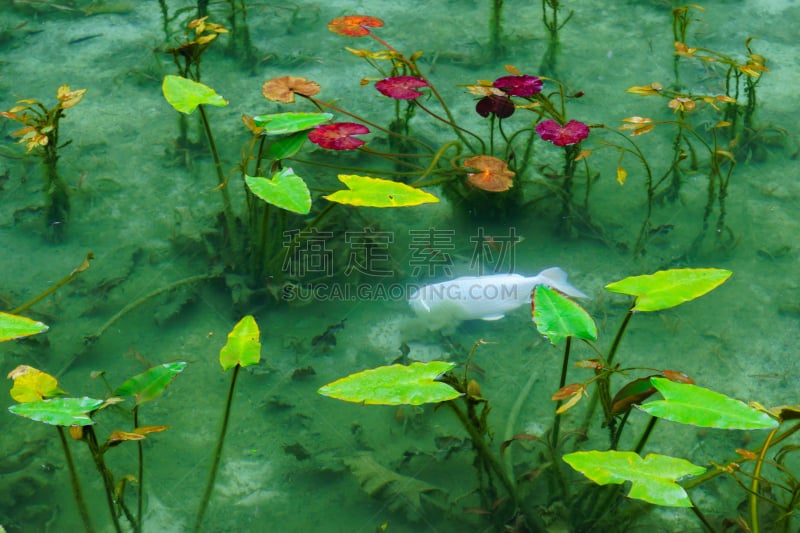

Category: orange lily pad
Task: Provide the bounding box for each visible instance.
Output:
[328,15,384,37]
[463,155,514,192]
[262,76,321,103]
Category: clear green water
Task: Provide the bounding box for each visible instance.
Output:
[1,1,798,531]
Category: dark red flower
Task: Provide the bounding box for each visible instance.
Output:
[493,75,543,97]
[476,95,515,119]
[535,119,590,146]
[308,122,370,150]
[327,15,384,37]
[375,76,429,100]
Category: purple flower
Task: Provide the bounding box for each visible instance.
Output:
[308,122,370,150]
[374,76,429,100]
[493,75,543,97]
[535,119,590,146]
[476,95,515,118]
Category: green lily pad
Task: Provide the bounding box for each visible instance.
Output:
[9,397,104,426]
[563,450,705,507]
[245,168,311,214]
[266,131,309,160]
[605,268,731,312]
[253,112,332,135]
[318,361,460,406]
[0,312,49,342]
[323,174,439,207]
[114,362,188,406]
[533,285,597,345]
[639,377,778,430]
[162,75,227,114]
[220,315,261,371]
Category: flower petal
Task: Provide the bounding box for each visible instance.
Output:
[328,15,384,37]
[493,75,542,97]
[536,119,590,146]
[375,76,429,100]
[308,122,370,150]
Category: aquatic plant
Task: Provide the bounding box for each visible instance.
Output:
[318,268,800,531]
[0,84,86,240]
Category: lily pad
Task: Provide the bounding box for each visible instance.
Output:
[162,75,227,114]
[265,131,308,160]
[638,377,778,430]
[245,168,311,214]
[8,366,65,403]
[9,397,104,426]
[252,112,332,136]
[323,175,439,207]
[605,268,731,312]
[114,362,188,406]
[220,315,261,371]
[533,285,597,345]
[318,361,460,405]
[0,312,48,342]
[563,450,705,507]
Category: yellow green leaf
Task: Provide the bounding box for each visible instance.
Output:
[323,175,439,207]
[219,315,261,371]
[8,365,65,403]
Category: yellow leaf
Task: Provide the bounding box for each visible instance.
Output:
[616,166,628,185]
[8,365,65,403]
[504,64,521,75]
[621,116,653,124]
[626,83,662,96]
[555,389,584,414]
[715,150,736,162]
[574,149,591,161]
[712,121,731,128]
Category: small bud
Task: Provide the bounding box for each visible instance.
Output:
[69,425,83,440]
[467,379,482,398]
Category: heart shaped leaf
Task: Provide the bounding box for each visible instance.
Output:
[8,365,65,403]
[605,268,731,312]
[323,175,439,207]
[639,377,778,430]
[563,450,705,507]
[162,75,227,114]
[318,361,460,405]
[220,315,261,371]
[9,397,105,426]
[0,312,49,342]
[533,285,597,345]
[245,168,311,214]
[252,112,332,135]
[114,362,188,406]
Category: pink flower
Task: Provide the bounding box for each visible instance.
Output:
[493,75,543,97]
[308,122,370,150]
[535,119,590,146]
[476,95,515,118]
[375,76,429,100]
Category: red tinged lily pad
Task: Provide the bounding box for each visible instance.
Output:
[262,76,321,103]
[493,75,543,97]
[328,15,384,37]
[536,119,590,146]
[375,76,429,100]
[308,122,370,150]
[463,155,514,192]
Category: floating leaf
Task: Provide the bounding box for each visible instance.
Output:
[8,365,65,403]
[533,285,597,345]
[245,168,311,214]
[638,377,778,430]
[375,76,429,100]
[162,75,227,114]
[563,450,705,507]
[219,315,261,371]
[308,122,370,150]
[9,397,104,426]
[463,155,514,192]
[262,76,321,103]
[536,119,590,146]
[605,268,732,312]
[265,132,308,160]
[323,175,439,208]
[0,312,49,342]
[252,112,332,136]
[610,376,659,416]
[114,362,188,406]
[328,15,384,37]
[318,361,459,405]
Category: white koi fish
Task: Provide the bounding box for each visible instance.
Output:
[408,267,586,323]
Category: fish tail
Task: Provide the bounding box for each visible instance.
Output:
[536,267,588,298]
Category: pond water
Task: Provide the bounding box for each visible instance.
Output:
[1,1,798,531]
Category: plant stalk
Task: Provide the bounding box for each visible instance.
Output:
[57,426,96,533]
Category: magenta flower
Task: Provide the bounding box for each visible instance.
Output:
[308,122,370,150]
[493,75,543,97]
[375,76,429,100]
[476,95,515,119]
[535,119,590,146]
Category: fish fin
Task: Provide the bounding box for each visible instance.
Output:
[537,267,588,298]
[480,314,505,321]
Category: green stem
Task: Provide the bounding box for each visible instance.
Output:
[750,426,779,533]
[551,336,572,449]
[85,427,123,533]
[633,416,658,454]
[11,252,93,315]
[193,365,241,532]
[134,406,143,533]
[57,426,96,533]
